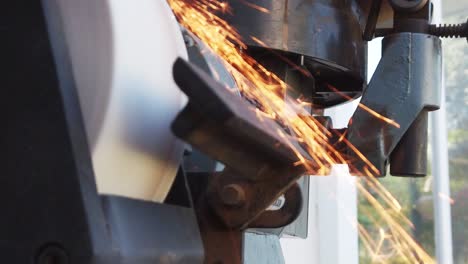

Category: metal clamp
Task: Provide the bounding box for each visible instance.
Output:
[347,33,442,176]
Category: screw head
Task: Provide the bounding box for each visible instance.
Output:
[221,184,246,207]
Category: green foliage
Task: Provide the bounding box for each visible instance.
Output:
[358,177,435,263]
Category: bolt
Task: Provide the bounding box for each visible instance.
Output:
[430,18,468,42]
[36,244,68,264]
[221,184,246,207]
[183,32,195,47]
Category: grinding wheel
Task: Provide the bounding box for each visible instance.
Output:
[52,0,188,202]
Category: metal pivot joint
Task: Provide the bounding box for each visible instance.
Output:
[370,1,467,43]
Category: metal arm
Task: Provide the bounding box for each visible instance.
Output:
[171,58,305,263]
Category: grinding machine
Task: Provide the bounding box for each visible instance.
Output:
[2,0,467,263]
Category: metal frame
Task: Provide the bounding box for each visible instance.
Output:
[347,32,442,176]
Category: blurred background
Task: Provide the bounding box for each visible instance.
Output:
[359,1,468,263]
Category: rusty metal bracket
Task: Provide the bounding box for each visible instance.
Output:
[172,58,307,226]
[186,171,302,264]
[205,169,303,229]
[172,58,306,263]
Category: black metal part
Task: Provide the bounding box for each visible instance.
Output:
[347,33,441,177]
[302,57,364,108]
[390,111,428,176]
[247,48,364,108]
[348,1,466,177]
[221,0,367,79]
[2,1,204,263]
[393,0,432,34]
[389,0,428,12]
[429,18,468,42]
[363,0,383,41]
[165,168,193,208]
[101,195,204,263]
[3,1,110,261]
[375,2,467,43]
[219,0,367,107]
[369,0,432,38]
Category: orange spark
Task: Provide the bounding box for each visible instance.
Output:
[167,1,435,262]
[237,0,270,13]
[438,192,455,205]
[326,84,401,128]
